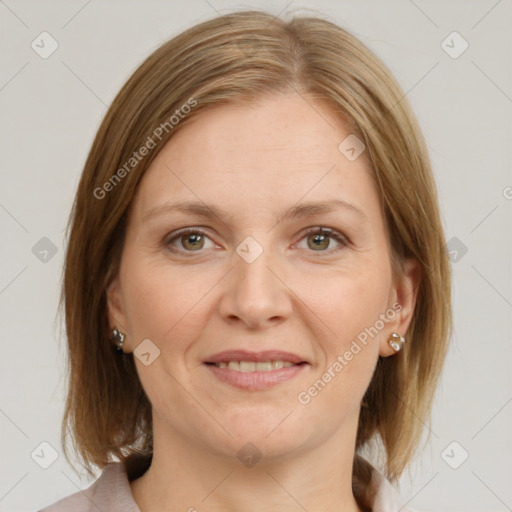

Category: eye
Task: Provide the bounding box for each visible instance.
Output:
[164,226,349,257]
[165,228,216,254]
[296,227,349,255]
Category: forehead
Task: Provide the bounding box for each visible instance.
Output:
[130,93,378,222]
[163,93,359,161]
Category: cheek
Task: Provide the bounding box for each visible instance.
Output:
[294,262,391,398]
[121,256,216,355]
[296,263,391,344]
[296,275,387,413]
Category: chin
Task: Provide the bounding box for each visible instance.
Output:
[214,432,308,467]
[220,414,312,456]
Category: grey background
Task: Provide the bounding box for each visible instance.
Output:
[1,1,511,511]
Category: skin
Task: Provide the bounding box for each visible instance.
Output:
[107,92,420,512]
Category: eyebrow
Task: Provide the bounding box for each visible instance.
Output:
[142,198,368,224]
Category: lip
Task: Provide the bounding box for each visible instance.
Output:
[203,350,309,391]
[204,362,308,391]
[204,350,307,365]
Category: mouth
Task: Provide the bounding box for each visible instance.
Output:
[203,350,310,390]
[205,360,307,371]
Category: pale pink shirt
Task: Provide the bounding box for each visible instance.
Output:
[38,460,413,512]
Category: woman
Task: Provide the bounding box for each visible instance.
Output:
[40,9,451,512]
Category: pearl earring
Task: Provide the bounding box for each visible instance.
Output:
[388,332,405,352]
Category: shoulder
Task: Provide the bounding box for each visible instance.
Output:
[37,462,140,512]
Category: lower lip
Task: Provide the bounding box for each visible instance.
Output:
[204,363,308,390]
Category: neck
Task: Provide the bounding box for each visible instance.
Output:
[130,411,366,512]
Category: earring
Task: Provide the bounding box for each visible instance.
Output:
[110,327,125,352]
[388,332,405,352]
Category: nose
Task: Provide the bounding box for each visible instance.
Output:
[218,242,293,330]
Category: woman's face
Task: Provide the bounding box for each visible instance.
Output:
[107,92,418,462]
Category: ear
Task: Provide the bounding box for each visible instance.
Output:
[106,276,129,341]
[379,257,421,357]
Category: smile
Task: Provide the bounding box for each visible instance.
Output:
[211,360,298,371]
[204,361,309,390]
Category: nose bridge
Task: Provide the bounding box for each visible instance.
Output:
[219,233,292,328]
[236,242,275,295]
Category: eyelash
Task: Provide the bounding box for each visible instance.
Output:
[164,226,349,257]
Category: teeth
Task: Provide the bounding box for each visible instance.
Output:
[214,360,297,372]
[240,361,256,372]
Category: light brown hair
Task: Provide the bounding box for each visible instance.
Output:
[60,9,452,507]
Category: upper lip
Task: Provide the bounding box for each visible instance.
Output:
[204,350,308,364]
